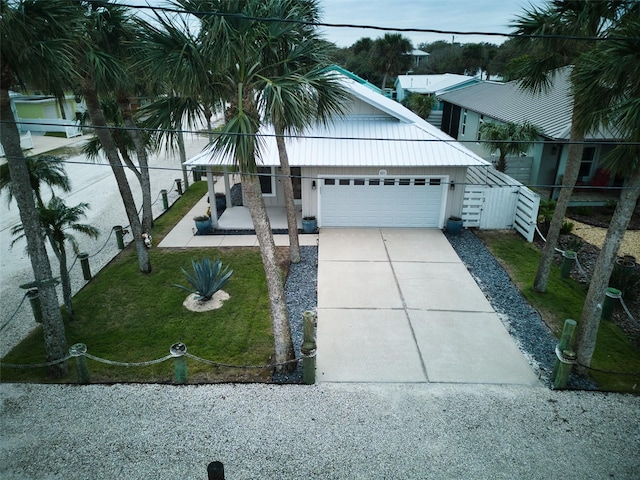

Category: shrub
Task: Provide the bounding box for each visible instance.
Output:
[174,258,233,301]
[560,221,574,235]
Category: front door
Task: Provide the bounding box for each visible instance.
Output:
[292,167,302,205]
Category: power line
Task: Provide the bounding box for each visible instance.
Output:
[107,1,640,42]
[5,120,639,147]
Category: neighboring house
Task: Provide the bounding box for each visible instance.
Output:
[394,74,480,127]
[438,67,621,203]
[411,49,430,68]
[187,68,491,229]
[10,91,83,138]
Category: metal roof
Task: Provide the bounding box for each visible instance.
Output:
[186,72,490,169]
[437,67,618,140]
[395,74,477,95]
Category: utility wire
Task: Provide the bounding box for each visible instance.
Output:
[102,1,640,42]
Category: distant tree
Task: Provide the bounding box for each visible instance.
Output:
[372,33,412,90]
[401,93,435,120]
[479,121,542,172]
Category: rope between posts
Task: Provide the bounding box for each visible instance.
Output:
[576,362,640,377]
[88,227,115,259]
[619,296,637,324]
[536,226,590,281]
[0,292,29,333]
[84,352,174,367]
[185,352,311,369]
[0,354,72,369]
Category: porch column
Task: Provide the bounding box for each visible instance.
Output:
[223,166,232,208]
[206,167,218,229]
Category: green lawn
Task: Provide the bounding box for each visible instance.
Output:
[1,182,275,384]
[479,231,640,393]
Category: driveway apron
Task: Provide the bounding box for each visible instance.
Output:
[316,228,539,385]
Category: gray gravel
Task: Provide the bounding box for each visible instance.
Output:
[1,382,639,479]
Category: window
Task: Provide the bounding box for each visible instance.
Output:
[414,178,426,186]
[354,179,365,186]
[384,178,395,186]
[324,178,335,185]
[461,109,467,135]
[399,178,411,186]
[339,179,350,186]
[369,179,380,186]
[477,114,484,142]
[579,146,596,178]
[429,178,441,186]
[257,167,275,195]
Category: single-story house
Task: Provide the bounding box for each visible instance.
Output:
[186,68,491,229]
[438,67,622,203]
[395,73,479,104]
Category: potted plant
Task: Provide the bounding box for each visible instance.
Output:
[194,215,213,235]
[446,215,463,235]
[302,215,317,234]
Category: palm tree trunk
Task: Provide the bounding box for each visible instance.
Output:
[575,168,640,371]
[177,121,190,189]
[117,92,154,232]
[242,172,295,372]
[274,123,301,263]
[0,87,68,376]
[56,242,74,320]
[533,115,585,292]
[82,83,151,273]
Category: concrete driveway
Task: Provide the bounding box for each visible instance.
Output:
[316,228,539,385]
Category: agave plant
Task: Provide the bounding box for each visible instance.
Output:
[173,258,233,301]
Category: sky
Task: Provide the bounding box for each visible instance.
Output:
[121,0,546,47]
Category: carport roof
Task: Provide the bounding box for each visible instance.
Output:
[186,72,490,169]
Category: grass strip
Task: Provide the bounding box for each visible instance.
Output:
[479,231,640,393]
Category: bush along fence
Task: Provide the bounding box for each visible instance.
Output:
[0,179,184,335]
[0,312,318,385]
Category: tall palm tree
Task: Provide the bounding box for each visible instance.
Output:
[509,0,629,293]
[372,33,412,90]
[73,1,151,272]
[570,7,640,370]
[0,0,83,376]
[12,197,99,320]
[479,121,542,172]
[259,0,348,263]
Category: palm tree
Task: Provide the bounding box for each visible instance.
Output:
[0,155,71,209]
[259,0,348,263]
[479,121,542,172]
[509,0,628,293]
[12,197,99,320]
[0,0,83,376]
[570,7,640,371]
[372,33,413,90]
[401,92,435,120]
[73,1,151,273]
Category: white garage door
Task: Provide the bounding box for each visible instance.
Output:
[320,177,446,227]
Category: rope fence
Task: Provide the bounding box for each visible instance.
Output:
[534,224,638,326]
[2,180,184,332]
[0,337,318,385]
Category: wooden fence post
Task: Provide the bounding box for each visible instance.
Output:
[301,311,317,385]
[69,343,90,384]
[161,189,169,211]
[113,225,124,250]
[560,250,576,278]
[78,252,92,280]
[170,342,188,384]
[175,179,183,196]
[207,461,225,480]
[551,319,577,389]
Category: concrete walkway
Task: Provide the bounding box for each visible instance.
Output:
[316,228,539,385]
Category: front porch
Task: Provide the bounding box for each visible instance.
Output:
[158,193,318,248]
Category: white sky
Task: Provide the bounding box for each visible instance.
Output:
[120,0,545,47]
